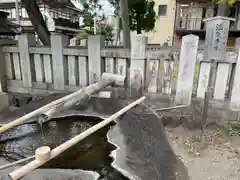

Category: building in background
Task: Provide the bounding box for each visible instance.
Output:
[0,0,81,37]
[101,0,177,46]
[144,0,240,47]
[174,0,240,48]
[144,0,176,45]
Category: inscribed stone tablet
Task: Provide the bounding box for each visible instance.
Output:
[204,18,231,60]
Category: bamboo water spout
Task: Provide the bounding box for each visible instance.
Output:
[9,96,146,180]
[0,73,126,133]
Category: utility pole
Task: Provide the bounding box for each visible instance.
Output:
[15,0,20,41]
[15,0,20,24]
[93,16,97,34]
[119,0,131,49]
[115,5,121,46]
[119,0,131,97]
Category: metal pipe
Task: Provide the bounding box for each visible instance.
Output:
[0,156,35,170]
[15,0,20,24]
[153,105,188,112]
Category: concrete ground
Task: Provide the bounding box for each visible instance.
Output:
[165,126,240,180]
[144,94,240,180]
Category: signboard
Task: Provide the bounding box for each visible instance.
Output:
[203,16,235,61]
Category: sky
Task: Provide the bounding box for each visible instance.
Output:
[100,0,114,16]
[71,0,114,16]
[71,0,114,25]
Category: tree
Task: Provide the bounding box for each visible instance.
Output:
[76,9,114,41]
[21,0,79,45]
[80,0,103,34]
[216,0,240,6]
[212,0,240,16]
[76,0,114,41]
[76,24,114,41]
[211,0,240,18]
[108,0,156,34]
[128,0,156,34]
[22,0,51,45]
[120,0,131,48]
[21,0,104,45]
[98,24,114,41]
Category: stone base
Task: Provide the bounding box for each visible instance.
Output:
[0,93,9,112]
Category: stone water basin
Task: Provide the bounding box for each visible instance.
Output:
[0,92,189,180]
[0,115,128,180]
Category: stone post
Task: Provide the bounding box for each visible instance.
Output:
[87,35,104,84]
[130,35,148,98]
[51,33,69,91]
[200,16,234,140]
[175,35,199,105]
[18,33,36,88]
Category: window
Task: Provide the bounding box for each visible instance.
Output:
[158,5,167,16]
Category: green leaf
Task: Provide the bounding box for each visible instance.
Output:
[108,0,157,33]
